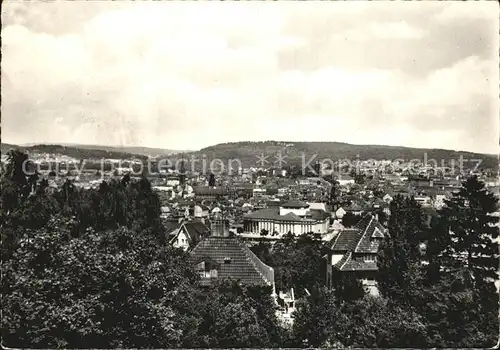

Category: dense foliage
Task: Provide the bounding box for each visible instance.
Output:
[1,151,283,348]
[250,234,326,297]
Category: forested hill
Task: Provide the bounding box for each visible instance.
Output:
[178,141,498,169]
[54,144,188,157]
[2,141,497,170]
[1,143,148,161]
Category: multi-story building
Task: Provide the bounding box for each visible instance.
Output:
[325,214,386,295]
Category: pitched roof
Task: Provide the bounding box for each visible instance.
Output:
[164,220,181,235]
[306,209,330,221]
[183,221,211,244]
[327,214,386,254]
[281,200,310,208]
[193,186,228,195]
[338,174,354,181]
[168,220,210,247]
[190,236,274,286]
[244,208,281,220]
[334,253,378,272]
[327,229,361,251]
[243,208,306,222]
[354,215,386,254]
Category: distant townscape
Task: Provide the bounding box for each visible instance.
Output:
[1,142,498,348]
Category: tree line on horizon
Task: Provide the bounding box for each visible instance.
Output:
[1,149,498,348]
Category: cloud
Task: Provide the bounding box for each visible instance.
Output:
[1,1,498,154]
[434,2,496,24]
[369,21,425,39]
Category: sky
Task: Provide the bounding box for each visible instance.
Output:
[1,1,499,153]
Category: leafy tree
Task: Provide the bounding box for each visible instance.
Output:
[270,235,326,297]
[292,287,338,347]
[421,176,499,347]
[2,218,198,348]
[328,180,341,209]
[1,151,55,260]
[194,281,282,348]
[332,271,365,303]
[341,212,362,227]
[1,150,37,214]
[436,176,499,286]
[377,195,425,304]
[419,272,497,348]
[329,297,428,348]
[208,173,216,187]
[250,241,274,265]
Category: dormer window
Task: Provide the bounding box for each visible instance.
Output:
[196,260,219,278]
[371,227,384,239]
[224,257,231,264]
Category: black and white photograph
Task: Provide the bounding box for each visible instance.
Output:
[1,1,499,348]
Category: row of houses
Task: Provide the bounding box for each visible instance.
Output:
[165,210,388,326]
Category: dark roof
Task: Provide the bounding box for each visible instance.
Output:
[354,215,386,254]
[190,236,274,286]
[327,229,361,251]
[281,200,310,209]
[168,220,210,246]
[334,252,378,271]
[193,186,228,195]
[183,221,211,244]
[346,202,368,211]
[338,174,354,181]
[164,220,181,234]
[176,199,194,207]
[327,214,386,254]
[267,201,282,208]
[244,208,307,222]
[307,209,330,221]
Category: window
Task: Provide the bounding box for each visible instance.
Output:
[196,262,206,277]
[224,257,231,264]
[365,255,375,262]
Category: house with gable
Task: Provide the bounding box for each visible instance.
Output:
[189,219,276,296]
[168,219,211,251]
[325,214,387,295]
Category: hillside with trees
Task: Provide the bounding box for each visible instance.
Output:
[53,143,189,157]
[3,141,496,172]
[1,143,148,161]
[176,141,498,170]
